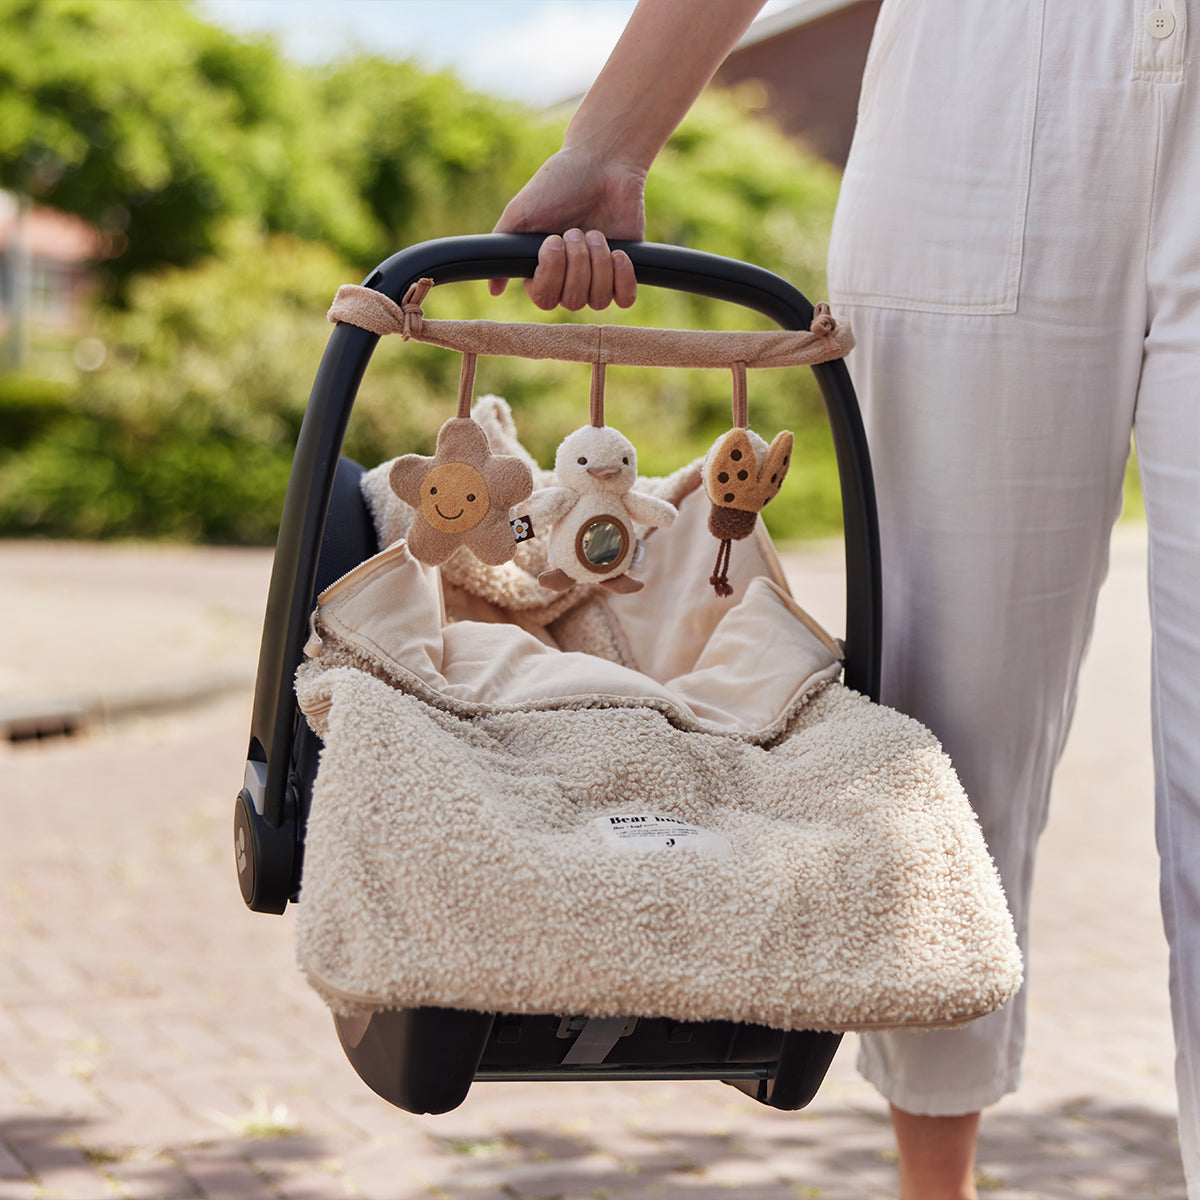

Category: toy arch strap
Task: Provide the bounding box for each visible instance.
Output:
[329,279,854,367]
[327,278,855,425]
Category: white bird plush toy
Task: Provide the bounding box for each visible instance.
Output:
[528,424,677,594]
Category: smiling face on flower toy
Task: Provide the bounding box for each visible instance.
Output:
[420,460,490,533]
[389,417,533,566]
[529,424,678,595]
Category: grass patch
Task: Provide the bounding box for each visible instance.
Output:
[445,1137,509,1157]
[81,1146,126,1165]
[210,1094,301,1140]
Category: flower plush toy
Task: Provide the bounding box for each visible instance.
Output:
[389,417,533,566]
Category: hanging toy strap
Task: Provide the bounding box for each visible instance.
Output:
[731,360,748,429]
[457,351,477,419]
[590,360,606,427]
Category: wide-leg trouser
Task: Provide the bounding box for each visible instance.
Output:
[826,0,1200,1188]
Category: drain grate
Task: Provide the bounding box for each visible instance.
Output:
[1,698,92,743]
[1,671,251,744]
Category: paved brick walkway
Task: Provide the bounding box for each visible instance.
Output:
[0,529,1183,1199]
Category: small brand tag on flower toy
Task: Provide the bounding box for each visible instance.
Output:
[511,515,534,543]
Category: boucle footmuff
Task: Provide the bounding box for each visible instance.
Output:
[294,394,1022,1034]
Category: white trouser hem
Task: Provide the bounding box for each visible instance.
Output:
[857,1049,1021,1118]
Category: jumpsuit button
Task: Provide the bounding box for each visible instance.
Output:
[1147,9,1176,38]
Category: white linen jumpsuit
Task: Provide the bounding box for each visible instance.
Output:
[826,0,1200,1189]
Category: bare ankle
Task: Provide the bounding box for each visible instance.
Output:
[890,1104,980,1200]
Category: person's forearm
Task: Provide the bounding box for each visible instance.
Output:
[562,0,765,171]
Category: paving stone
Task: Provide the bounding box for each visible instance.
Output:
[340,1139,459,1197]
[693,1155,789,1187]
[14,1068,108,1120]
[0,1183,39,1200]
[269,1166,360,1200]
[103,1154,205,1200]
[179,1152,282,1200]
[446,1151,621,1198]
[588,1127,701,1174]
[10,1161,113,1200]
[0,1144,26,1184]
[86,1077,202,1149]
[249,1090,364,1144]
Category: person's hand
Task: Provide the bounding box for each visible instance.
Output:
[488,146,643,311]
[513,228,638,312]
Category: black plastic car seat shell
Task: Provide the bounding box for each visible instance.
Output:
[235,234,881,1115]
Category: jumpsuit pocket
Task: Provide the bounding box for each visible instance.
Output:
[828,0,1045,316]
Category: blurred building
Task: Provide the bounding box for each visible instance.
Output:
[0,190,103,338]
[716,0,883,167]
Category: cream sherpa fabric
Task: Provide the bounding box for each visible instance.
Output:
[294,419,1022,1030]
[296,663,1019,1031]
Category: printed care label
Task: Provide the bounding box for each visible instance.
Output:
[592,814,733,858]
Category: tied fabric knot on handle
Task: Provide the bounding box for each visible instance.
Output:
[400,277,434,341]
[810,301,837,340]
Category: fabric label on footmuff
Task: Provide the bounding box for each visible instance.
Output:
[592,814,734,857]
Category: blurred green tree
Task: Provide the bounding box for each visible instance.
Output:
[0,0,379,283]
[314,56,562,262]
[0,231,348,540]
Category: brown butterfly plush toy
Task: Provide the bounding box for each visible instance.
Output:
[702,364,794,597]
